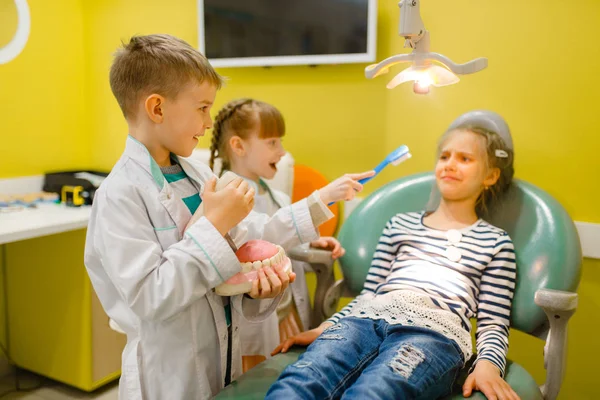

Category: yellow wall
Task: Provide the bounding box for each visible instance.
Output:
[1,0,599,397]
[0,0,90,177]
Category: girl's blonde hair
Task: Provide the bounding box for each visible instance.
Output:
[429,126,515,218]
[209,99,285,173]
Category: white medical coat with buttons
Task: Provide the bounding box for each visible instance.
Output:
[84,136,319,400]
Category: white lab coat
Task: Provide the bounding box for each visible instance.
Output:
[238,177,314,359]
[84,136,320,400]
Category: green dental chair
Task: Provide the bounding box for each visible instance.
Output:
[216,112,581,400]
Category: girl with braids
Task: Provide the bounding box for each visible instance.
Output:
[210,98,346,372]
[267,112,521,400]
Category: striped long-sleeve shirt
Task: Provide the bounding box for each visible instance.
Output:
[328,212,516,375]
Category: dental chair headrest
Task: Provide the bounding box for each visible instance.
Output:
[447,110,513,151]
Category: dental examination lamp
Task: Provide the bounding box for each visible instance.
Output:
[366,0,487,94]
[0,0,31,64]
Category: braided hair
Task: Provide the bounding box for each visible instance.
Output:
[209,99,254,172]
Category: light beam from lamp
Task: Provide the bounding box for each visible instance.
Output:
[387,65,460,90]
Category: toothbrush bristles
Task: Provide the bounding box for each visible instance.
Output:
[391,152,412,166]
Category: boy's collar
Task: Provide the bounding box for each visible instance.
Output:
[124,135,210,189]
[125,135,166,189]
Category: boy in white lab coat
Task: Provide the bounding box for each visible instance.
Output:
[84,34,373,400]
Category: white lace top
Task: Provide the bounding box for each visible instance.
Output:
[327,212,516,376]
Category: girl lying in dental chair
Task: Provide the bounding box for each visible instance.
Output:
[267,114,520,400]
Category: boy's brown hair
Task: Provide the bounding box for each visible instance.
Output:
[109,34,224,120]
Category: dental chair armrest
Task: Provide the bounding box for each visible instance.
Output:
[288,246,334,267]
[534,288,578,400]
[289,245,336,329]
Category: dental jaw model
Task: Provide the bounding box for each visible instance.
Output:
[216,240,292,296]
[183,171,292,296]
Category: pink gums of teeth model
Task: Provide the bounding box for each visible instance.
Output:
[215,240,292,296]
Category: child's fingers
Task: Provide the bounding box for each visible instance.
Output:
[244,187,255,204]
[507,386,520,400]
[237,180,249,194]
[332,240,341,255]
[494,383,510,400]
[249,278,260,299]
[340,184,361,201]
[271,343,283,356]
[342,187,358,202]
[224,177,244,189]
[232,177,244,188]
[500,381,519,400]
[336,179,363,197]
[278,267,293,289]
[281,339,295,353]
[258,269,271,298]
[462,375,475,397]
[327,239,337,248]
[346,170,375,181]
[330,244,340,258]
[348,179,364,193]
[266,267,284,295]
[203,177,217,195]
[310,238,327,249]
[334,245,345,258]
[479,383,496,400]
[272,339,293,356]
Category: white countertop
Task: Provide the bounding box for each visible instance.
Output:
[0,204,91,245]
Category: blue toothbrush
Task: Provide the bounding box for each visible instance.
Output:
[328,145,412,206]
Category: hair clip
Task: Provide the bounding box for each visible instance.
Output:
[495,149,508,158]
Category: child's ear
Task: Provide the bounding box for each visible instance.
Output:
[145,94,164,123]
[229,136,245,157]
[483,167,500,188]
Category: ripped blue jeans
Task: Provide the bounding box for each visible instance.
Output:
[266,317,464,400]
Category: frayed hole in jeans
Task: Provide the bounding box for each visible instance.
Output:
[294,361,312,368]
[388,344,425,379]
[320,323,345,340]
[324,323,343,332]
[320,334,344,340]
